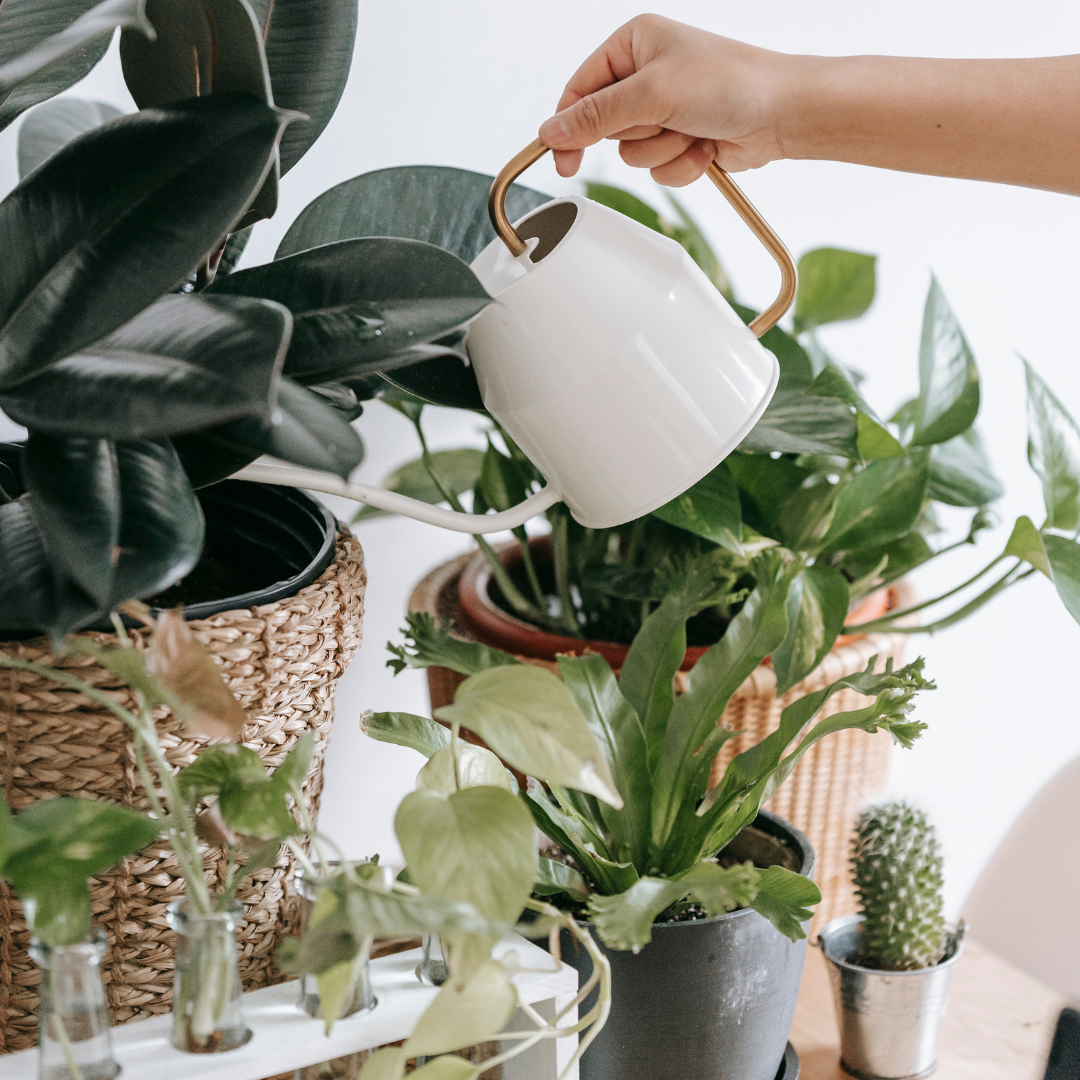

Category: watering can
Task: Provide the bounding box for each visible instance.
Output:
[237,139,796,532]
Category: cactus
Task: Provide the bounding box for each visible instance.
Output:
[852,800,946,971]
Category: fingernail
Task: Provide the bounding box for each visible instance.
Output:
[539,113,570,146]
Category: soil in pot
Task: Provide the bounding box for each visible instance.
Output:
[550,809,814,1080]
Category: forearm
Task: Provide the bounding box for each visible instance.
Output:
[779,54,1080,195]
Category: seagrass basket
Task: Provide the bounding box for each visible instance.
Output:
[0,529,366,1053]
[411,552,912,933]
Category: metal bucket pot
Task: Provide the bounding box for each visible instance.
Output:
[818,915,965,1080]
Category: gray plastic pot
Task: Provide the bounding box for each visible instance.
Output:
[554,809,813,1080]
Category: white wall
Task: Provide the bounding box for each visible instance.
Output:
[3,0,1080,924]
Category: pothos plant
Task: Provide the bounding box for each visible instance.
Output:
[0,606,614,1077]
[354,181,1080,692]
[0,0,551,642]
[380,549,935,952]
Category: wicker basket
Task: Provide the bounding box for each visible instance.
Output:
[0,529,366,1054]
[411,552,911,932]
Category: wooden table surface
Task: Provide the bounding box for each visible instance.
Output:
[791,939,1068,1080]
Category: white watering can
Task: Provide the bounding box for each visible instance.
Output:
[236,139,796,532]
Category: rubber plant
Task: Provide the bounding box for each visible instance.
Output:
[350,178,1080,688]
[378,550,935,952]
[0,0,518,643]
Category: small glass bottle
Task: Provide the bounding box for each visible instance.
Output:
[167,899,251,1053]
[294,866,377,1019]
[31,928,120,1080]
[415,935,448,987]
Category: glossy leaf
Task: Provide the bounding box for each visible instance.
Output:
[415,743,514,796]
[808,362,876,419]
[121,0,277,227]
[379,349,486,411]
[147,608,247,740]
[1043,533,1080,627]
[22,434,119,605]
[218,771,297,839]
[212,238,491,383]
[0,95,289,389]
[910,278,980,446]
[821,453,931,554]
[402,959,517,1056]
[1003,516,1050,578]
[0,497,99,637]
[841,532,934,594]
[356,449,484,523]
[1024,358,1080,530]
[748,865,821,940]
[856,410,904,460]
[727,453,812,537]
[435,666,622,807]
[777,481,837,551]
[18,97,122,177]
[361,710,452,759]
[0,0,151,134]
[0,294,290,439]
[254,0,357,176]
[651,462,742,552]
[928,428,1003,507]
[771,563,850,694]
[534,856,588,903]
[741,391,859,459]
[793,248,876,332]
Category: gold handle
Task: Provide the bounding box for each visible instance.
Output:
[487,137,797,338]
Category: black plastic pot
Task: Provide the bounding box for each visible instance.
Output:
[558,809,814,1080]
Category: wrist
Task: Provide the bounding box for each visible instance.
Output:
[770,53,840,162]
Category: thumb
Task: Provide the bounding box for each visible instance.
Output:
[539,73,659,151]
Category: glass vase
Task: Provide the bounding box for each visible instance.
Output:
[31,928,120,1080]
[293,866,377,1020]
[415,935,448,987]
[167,899,251,1053]
[293,1051,371,1080]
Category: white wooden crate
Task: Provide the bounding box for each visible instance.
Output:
[3,936,579,1080]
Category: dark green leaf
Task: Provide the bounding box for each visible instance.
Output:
[821,453,931,554]
[1043,533,1080,626]
[386,612,520,677]
[361,711,452,758]
[793,248,876,332]
[480,444,528,514]
[177,744,265,800]
[0,95,289,389]
[808,362,876,419]
[121,0,277,228]
[841,532,934,591]
[928,428,1003,507]
[356,449,484,523]
[771,563,849,694]
[1024,358,1080,530]
[0,463,16,503]
[740,391,859,459]
[727,452,812,537]
[217,227,252,277]
[534,856,588,903]
[256,0,357,176]
[748,865,820,940]
[0,294,291,439]
[0,497,99,637]
[23,434,119,606]
[777,481,837,551]
[0,0,151,134]
[910,277,980,446]
[212,238,491,383]
[651,463,742,552]
[379,350,486,411]
[5,796,159,884]
[18,97,122,177]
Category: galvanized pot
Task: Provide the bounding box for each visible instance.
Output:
[818,915,966,1080]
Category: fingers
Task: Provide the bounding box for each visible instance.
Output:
[619,129,697,169]
[649,139,717,187]
[539,69,665,153]
[553,148,584,177]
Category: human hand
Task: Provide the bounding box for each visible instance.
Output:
[538,14,794,185]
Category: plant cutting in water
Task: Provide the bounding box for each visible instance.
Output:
[382,550,935,952]
[851,800,947,971]
[358,182,1080,687]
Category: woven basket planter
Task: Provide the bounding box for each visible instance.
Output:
[411,550,911,933]
[0,528,366,1054]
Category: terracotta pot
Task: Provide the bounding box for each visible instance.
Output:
[409,540,914,931]
[0,482,367,1053]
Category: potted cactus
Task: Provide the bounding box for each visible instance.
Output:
[376,551,936,1080]
[818,801,966,1080]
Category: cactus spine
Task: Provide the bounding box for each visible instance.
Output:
[852,800,946,971]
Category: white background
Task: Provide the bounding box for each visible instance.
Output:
[2,1,1079,927]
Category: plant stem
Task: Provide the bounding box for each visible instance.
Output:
[550,512,583,637]
[516,532,548,609]
[49,963,85,1080]
[451,722,462,793]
